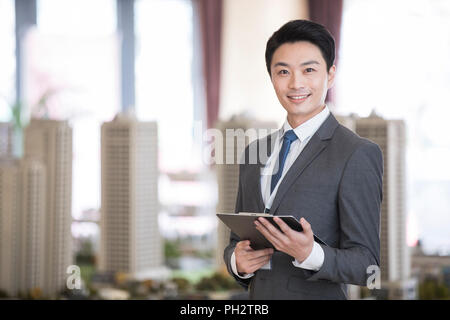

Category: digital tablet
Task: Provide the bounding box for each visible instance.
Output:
[217,212,327,250]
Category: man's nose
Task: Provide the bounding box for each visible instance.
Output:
[288,72,305,89]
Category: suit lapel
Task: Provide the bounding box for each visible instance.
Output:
[269,113,339,215]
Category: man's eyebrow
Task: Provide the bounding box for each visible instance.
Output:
[272,62,290,68]
[272,60,320,68]
[300,60,320,66]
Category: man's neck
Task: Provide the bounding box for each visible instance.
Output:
[286,105,326,129]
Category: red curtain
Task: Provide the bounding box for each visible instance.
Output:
[197,0,223,129]
[308,0,343,105]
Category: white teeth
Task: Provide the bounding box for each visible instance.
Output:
[290,95,308,99]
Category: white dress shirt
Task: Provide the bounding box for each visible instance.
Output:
[231,106,330,279]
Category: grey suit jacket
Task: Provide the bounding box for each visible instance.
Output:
[223,113,383,300]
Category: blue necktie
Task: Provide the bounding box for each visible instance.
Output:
[270,130,298,194]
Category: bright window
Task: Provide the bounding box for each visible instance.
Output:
[135,0,197,173]
[337,0,450,253]
[0,0,15,120]
[33,0,119,220]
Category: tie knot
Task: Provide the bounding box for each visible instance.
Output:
[283,130,298,143]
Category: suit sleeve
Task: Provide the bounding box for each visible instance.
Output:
[305,141,383,286]
[223,163,253,289]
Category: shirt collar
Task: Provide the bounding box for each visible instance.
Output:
[280,105,330,142]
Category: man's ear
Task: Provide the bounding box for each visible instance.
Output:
[327,65,336,89]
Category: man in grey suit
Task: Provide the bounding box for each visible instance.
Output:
[223,20,383,300]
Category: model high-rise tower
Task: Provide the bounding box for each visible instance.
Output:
[334,114,357,132]
[17,159,47,296]
[24,119,73,296]
[0,158,47,297]
[355,113,415,299]
[0,122,13,158]
[0,159,21,296]
[355,113,410,283]
[100,114,163,278]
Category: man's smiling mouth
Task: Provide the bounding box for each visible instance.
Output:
[287,94,311,101]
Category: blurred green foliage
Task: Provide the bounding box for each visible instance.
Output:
[195,272,241,292]
[0,289,9,298]
[10,101,23,130]
[164,239,182,259]
[171,277,191,293]
[419,278,450,300]
[79,264,96,288]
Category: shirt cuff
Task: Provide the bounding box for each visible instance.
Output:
[292,241,324,271]
[231,251,254,279]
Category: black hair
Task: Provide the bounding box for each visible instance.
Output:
[265,19,335,76]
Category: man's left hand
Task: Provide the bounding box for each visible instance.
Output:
[254,216,314,263]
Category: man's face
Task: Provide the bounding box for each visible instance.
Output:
[270,41,336,127]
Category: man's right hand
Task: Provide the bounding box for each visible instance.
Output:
[235,240,274,275]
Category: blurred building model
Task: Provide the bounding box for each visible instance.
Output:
[100,113,167,280]
[0,159,21,296]
[215,115,277,269]
[334,114,357,132]
[24,119,73,297]
[355,112,416,299]
[17,159,47,296]
[0,122,13,158]
[411,241,450,290]
[0,119,72,298]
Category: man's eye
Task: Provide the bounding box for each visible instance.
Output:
[278,70,289,75]
[305,68,315,73]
